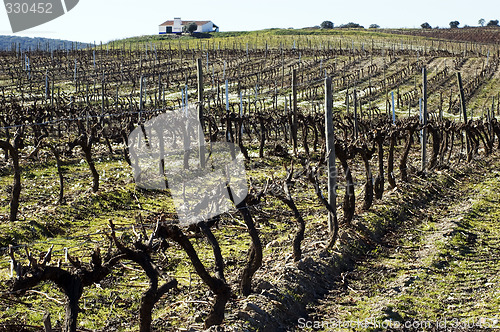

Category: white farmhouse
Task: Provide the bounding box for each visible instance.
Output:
[159,18,219,34]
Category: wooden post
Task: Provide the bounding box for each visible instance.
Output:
[73,59,77,83]
[492,96,495,119]
[139,75,144,122]
[421,67,428,172]
[197,58,205,169]
[196,59,204,126]
[346,86,350,116]
[384,58,388,117]
[324,77,337,234]
[353,89,358,139]
[158,73,162,109]
[439,92,443,121]
[181,86,185,110]
[51,79,54,107]
[101,72,105,114]
[44,71,49,100]
[254,85,258,112]
[240,91,244,138]
[292,69,298,154]
[225,79,229,111]
[457,72,468,123]
[284,97,289,142]
[457,71,470,160]
[391,91,396,123]
[116,86,119,113]
[184,85,188,111]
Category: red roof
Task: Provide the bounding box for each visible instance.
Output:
[160,20,211,26]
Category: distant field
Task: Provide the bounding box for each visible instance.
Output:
[383,26,500,45]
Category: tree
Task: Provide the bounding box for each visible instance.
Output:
[487,19,499,26]
[183,22,198,34]
[449,21,460,28]
[320,21,334,29]
[421,22,432,29]
[369,24,380,29]
[479,18,485,26]
[339,22,364,29]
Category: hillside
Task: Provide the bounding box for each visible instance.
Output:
[0,35,90,51]
[113,27,420,44]
[383,26,500,45]
[3,26,498,53]
[106,27,429,52]
[111,26,500,49]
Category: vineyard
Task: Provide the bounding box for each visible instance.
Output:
[0,29,500,331]
[388,26,500,45]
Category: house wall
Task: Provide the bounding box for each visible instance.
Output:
[173,17,182,33]
[198,22,217,32]
[199,22,211,32]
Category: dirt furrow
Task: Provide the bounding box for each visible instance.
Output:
[301,165,500,331]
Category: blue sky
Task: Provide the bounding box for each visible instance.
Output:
[0,0,498,43]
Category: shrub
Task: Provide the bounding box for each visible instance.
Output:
[320,21,334,29]
[339,22,364,29]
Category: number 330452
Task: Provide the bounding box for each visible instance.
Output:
[5,2,53,14]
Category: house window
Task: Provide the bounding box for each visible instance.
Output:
[166,26,172,33]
